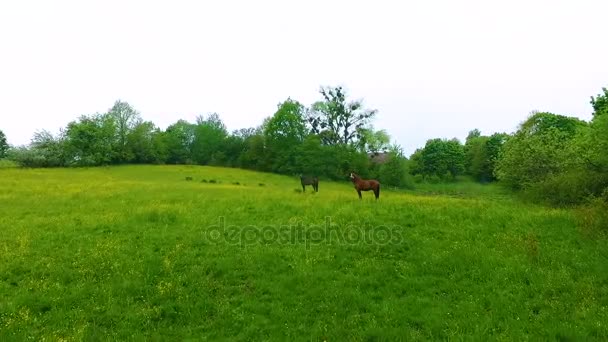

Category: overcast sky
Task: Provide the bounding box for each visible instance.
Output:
[1,0,607,156]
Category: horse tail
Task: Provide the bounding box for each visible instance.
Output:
[376,183,380,199]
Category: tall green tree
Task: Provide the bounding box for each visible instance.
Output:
[127,121,164,164]
[590,87,608,116]
[306,86,377,146]
[264,98,307,174]
[0,129,8,158]
[410,138,465,180]
[464,129,508,182]
[377,145,412,188]
[495,112,586,189]
[192,113,228,165]
[295,135,327,176]
[359,128,391,154]
[164,120,195,164]
[64,114,117,166]
[107,100,142,162]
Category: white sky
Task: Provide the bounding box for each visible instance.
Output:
[1,0,607,156]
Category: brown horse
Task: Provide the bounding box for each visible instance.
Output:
[350,172,380,200]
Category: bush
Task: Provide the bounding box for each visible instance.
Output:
[376,153,414,189]
[0,159,18,168]
[523,171,605,206]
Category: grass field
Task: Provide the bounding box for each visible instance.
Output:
[1,165,607,340]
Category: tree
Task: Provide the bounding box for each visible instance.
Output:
[495,112,586,189]
[264,99,307,145]
[306,86,377,146]
[0,129,8,158]
[464,130,507,182]
[107,100,142,162]
[410,138,465,180]
[264,99,307,174]
[127,121,164,164]
[164,120,195,164]
[239,133,268,171]
[7,130,66,167]
[64,114,117,166]
[590,87,608,116]
[192,113,228,165]
[295,134,327,176]
[359,128,391,154]
[377,145,412,188]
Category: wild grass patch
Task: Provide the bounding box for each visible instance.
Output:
[0,165,606,340]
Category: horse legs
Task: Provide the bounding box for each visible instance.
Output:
[357,190,362,199]
[302,184,305,192]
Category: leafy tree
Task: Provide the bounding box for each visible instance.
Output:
[484,133,508,180]
[590,87,608,116]
[495,112,586,189]
[264,99,307,174]
[192,113,228,165]
[410,138,465,180]
[464,130,508,182]
[107,100,142,162]
[377,146,413,188]
[295,135,327,176]
[264,99,307,145]
[127,121,164,164]
[8,130,66,167]
[225,127,259,168]
[465,135,489,180]
[239,134,268,171]
[306,86,377,146]
[64,114,117,166]
[359,128,391,154]
[0,129,8,158]
[164,120,195,164]
[31,130,67,167]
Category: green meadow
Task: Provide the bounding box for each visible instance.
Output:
[1,165,607,340]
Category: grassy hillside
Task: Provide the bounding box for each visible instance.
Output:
[1,165,607,340]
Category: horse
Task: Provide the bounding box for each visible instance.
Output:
[300,175,319,192]
[350,172,380,200]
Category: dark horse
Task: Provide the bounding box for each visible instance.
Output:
[350,172,380,200]
[300,175,319,192]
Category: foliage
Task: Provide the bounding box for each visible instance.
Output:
[62,114,117,166]
[410,138,465,180]
[359,128,391,154]
[192,113,228,165]
[590,87,608,116]
[377,150,413,188]
[264,99,307,174]
[464,130,507,182]
[164,120,195,164]
[7,132,66,168]
[0,129,8,158]
[495,112,586,190]
[306,86,377,146]
[107,100,142,162]
[127,121,165,164]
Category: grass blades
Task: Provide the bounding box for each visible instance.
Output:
[0,165,607,340]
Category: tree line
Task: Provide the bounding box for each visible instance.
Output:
[0,86,411,188]
[1,86,607,208]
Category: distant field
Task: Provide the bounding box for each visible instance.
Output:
[1,165,607,340]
